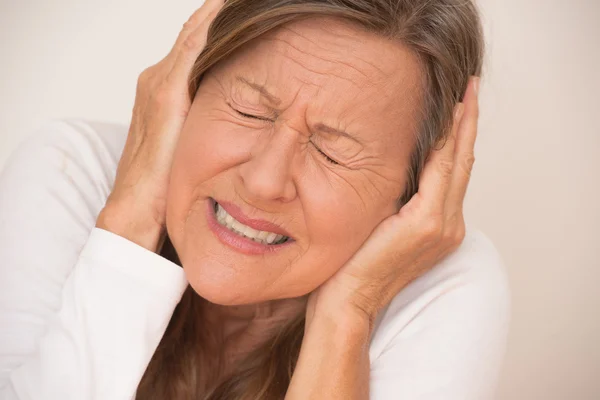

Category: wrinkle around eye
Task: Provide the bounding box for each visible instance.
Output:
[208,106,270,131]
[310,134,367,168]
[309,141,340,166]
[323,160,393,211]
[328,164,370,214]
[227,98,277,121]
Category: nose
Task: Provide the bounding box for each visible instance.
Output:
[238,125,299,203]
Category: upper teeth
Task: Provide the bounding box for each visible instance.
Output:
[215,203,288,245]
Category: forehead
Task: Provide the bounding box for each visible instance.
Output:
[212,17,423,147]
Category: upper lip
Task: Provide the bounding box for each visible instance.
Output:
[214,199,293,238]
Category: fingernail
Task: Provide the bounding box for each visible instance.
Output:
[455,103,465,120]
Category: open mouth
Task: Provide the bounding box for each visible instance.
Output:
[212,200,291,246]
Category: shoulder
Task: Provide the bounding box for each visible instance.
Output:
[3,118,127,180]
[0,119,130,381]
[1,118,128,220]
[369,227,511,360]
[0,117,130,281]
[0,118,130,288]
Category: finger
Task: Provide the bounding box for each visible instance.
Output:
[416,103,464,213]
[167,8,220,87]
[168,0,224,59]
[444,76,480,212]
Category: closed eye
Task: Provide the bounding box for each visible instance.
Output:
[231,104,339,165]
[311,142,340,165]
[234,109,273,122]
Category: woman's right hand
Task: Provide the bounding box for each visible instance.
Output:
[96,0,224,252]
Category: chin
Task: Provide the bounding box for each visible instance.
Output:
[187,278,246,305]
[181,261,260,306]
[191,284,244,305]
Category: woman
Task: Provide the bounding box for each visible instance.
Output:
[0,0,510,398]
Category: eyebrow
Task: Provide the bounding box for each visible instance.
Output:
[235,76,361,143]
[236,76,282,106]
[313,122,361,143]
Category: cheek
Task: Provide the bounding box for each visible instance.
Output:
[166,108,256,224]
[289,173,385,290]
[164,99,401,301]
[174,112,254,183]
[166,116,238,249]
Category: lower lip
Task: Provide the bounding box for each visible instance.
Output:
[205,198,293,255]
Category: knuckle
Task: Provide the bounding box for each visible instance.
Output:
[438,159,454,177]
[441,225,454,243]
[461,154,476,176]
[182,19,194,31]
[137,67,152,87]
[182,11,201,30]
[421,216,444,242]
[454,223,466,245]
[182,35,200,52]
[137,65,162,92]
[443,222,465,249]
[152,84,173,106]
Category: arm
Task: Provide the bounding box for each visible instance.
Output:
[370,234,509,400]
[1,1,224,396]
[369,278,509,400]
[286,78,508,399]
[3,228,187,400]
[0,121,188,399]
[285,302,371,400]
[287,229,510,400]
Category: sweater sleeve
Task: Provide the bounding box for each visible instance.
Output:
[368,230,511,400]
[0,119,188,399]
[3,229,188,400]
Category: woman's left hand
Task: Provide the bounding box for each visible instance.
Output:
[308,77,480,329]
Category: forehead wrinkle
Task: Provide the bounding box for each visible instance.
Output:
[263,35,373,91]
[226,26,419,159]
[259,37,328,80]
[279,23,394,85]
[278,26,327,53]
[279,26,373,83]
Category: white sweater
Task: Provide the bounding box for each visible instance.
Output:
[0,119,510,400]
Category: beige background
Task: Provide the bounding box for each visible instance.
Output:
[1,0,598,398]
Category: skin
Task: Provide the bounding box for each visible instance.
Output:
[98,0,479,395]
[166,17,423,309]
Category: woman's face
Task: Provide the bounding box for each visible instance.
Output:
[166,17,423,305]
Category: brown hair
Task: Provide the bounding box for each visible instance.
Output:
[136,0,484,398]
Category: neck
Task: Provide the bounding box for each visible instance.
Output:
[160,236,307,361]
[202,296,308,338]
